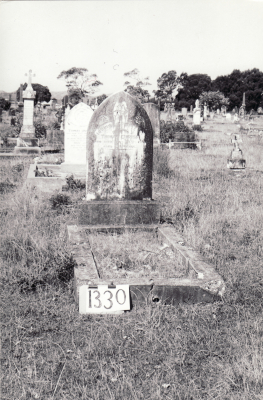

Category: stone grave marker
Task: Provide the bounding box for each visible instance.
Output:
[143,103,160,146]
[80,91,159,226]
[14,70,41,155]
[203,104,208,119]
[227,134,246,169]
[193,99,201,125]
[181,107,187,116]
[61,102,93,173]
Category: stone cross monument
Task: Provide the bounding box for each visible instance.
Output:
[14,70,41,155]
[20,70,36,137]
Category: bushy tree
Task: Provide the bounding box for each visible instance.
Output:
[57,67,103,97]
[96,94,108,106]
[160,121,195,144]
[16,84,51,106]
[176,73,212,108]
[154,70,183,108]
[212,69,263,111]
[0,98,11,111]
[124,68,151,103]
[199,91,229,110]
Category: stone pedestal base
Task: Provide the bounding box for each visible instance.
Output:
[14,146,41,155]
[20,125,35,137]
[227,159,246,169]
[78,200,160,226]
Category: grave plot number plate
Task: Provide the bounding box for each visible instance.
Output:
[79,285,130,314]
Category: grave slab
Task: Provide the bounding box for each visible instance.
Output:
[68,225,225,312]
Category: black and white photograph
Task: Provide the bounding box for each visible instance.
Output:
[1,0,263,398]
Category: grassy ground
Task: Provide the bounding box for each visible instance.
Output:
[1,118,263,399]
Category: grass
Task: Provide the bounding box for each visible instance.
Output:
[1,117,263,399]
[88,231,188,280]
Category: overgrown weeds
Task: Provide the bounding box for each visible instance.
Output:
[1,125,263,399]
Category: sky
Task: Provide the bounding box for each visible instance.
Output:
[0,0,263,97]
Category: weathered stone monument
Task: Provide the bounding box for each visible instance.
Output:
[227,134,246,169]
[61,102,93,173]
[14,70,41,155]
[143,102,160,146]
[203,104,208,120]
[79,91,159,225]
[181,107,187,116]
[193,99,201,125]
[239,92,246,118]
[164,102,175,122]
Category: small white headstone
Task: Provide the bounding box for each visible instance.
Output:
[64,102,93,165]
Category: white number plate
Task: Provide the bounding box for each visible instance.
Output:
[79,285,130,314]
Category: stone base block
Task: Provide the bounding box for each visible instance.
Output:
[20,126,35,137]
[78,200,160,226]
[227,159,246,169]
[14,146,41,155]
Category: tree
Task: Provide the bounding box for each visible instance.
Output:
[199,91,229,110]
[96,94,108,106]
[0,98,11,111]
[16,83,51,106]
[123,68,151,103]
[154,70,182,107]
[176,73,212,109]
[57,67,103,97]
[212,69,263,111]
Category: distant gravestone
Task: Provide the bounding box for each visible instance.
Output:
[203,105,208,120]
[190,105,193,113]
[193,99,201,125]
[143,103,160,145]
[86,91,153,201]
[226,113,231,120]
[227,134,246,169]
[62,102,93,171]
[181,107,187,116]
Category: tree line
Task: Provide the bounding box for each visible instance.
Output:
[1,67,262,112]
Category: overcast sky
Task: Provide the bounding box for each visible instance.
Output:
[0,0,263,97]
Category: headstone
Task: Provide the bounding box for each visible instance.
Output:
[233,113,239,123]
[164,103,174,122]
[61,102,93,172]
[143,103,160,146]
[227,134,246,169]
[79,91,159,227]
[226,113,231,120]
[203,105,207,119]
[217,109,220,114]
[190,105,193,113]
[239,106,245,118]
[221,106,226,116]
[86,91,153,201]
[181,107,187,116]
[193,99,201,125]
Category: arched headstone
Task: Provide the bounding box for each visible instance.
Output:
[63,102,93,168]
[86,91,153,201]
